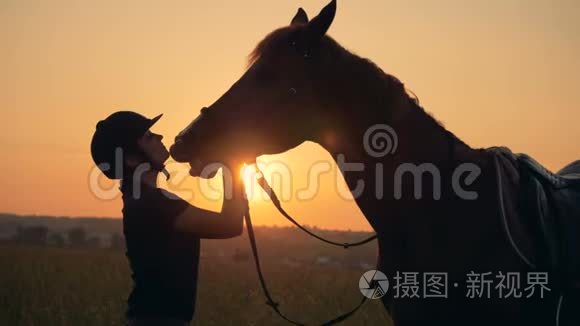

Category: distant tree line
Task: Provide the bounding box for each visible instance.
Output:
[9,225,125,250]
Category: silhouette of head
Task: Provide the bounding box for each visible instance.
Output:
[91,111,168,179]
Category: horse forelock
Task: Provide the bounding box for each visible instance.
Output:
[247,27,299,68]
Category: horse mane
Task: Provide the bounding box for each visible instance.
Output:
[247,26,469,148]
[323,38,470,148]
[247,27,298,68]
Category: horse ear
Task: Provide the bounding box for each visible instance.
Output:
[291,8,309,25]
[306,0,336,40]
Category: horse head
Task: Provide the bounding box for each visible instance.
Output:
[170,1,342,175]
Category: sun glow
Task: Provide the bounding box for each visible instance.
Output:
[240,164,261,202]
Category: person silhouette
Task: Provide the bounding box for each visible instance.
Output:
[91,111,248,326]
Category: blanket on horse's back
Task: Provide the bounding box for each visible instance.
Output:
[489,146,580,292]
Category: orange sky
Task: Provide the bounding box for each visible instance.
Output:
[1,0,578,231]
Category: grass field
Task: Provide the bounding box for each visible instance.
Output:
[0,236,392,326]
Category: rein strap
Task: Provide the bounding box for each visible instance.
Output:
[243,166,379,325]
[254,166,378,248]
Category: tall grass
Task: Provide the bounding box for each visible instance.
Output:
[0,244,391,325]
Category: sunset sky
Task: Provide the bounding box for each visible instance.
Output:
[1,0,578,231]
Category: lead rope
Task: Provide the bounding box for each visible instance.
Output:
[253,166,378,248]
[243,166,378,325]
[244,209,304,325]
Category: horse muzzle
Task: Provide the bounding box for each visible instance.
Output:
[169,138,191,163]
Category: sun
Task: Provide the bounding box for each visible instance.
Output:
[240,163,254,181]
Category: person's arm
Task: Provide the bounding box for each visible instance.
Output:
[173,164,248,239]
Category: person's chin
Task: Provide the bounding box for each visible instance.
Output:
[160,150,170,163]
[150,155,168,170]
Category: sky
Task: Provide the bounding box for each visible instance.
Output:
[1,0,578,231]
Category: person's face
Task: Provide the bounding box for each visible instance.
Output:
[136,130,170,168]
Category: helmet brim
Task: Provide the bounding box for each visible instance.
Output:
[147,113,163,130]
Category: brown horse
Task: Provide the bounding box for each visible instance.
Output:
[170,1,579,325]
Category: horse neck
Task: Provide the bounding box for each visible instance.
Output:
[301,50,506,269]
[317,94,479,176]
[313,88,495,234]
[313,97,504,271]
[311,52,468,167]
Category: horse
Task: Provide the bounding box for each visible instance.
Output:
[170,1,579,325]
